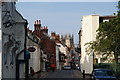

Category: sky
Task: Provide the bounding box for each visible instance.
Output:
[16,2,118,44]
[17,0,119,2]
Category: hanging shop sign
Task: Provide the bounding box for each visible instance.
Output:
[28,47,36,52]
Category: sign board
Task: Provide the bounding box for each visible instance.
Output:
[28,47,36,52]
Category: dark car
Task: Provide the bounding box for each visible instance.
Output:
[90,69,118,80]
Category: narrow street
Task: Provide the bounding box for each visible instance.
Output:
[1,1,120,79]
[30,69,91,79]
[45,70,81,78]
[43,70,89,79]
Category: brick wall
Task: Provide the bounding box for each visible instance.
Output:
[33,20,56,65]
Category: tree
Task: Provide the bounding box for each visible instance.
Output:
[86,1,120,75]
[118,1,120,16]
[87,0,120,59]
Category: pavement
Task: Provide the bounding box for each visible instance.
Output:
[29,71,52,78]
[72,70,90,78]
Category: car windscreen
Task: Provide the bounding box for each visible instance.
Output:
[94,70,115,76]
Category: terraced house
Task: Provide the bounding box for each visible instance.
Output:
[1,1,28,78]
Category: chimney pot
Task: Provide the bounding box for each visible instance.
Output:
[35,21,37,25]
[41,27,43,29]
[37,20,39,24]
[39,20,41,24]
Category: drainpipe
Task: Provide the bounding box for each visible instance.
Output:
[24,21,29,80]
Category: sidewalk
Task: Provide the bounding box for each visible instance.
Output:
[29,71,51,78]
[73,70,90,78]
[40,71,52,78]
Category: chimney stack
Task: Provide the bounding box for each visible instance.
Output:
[33,20,42,37]
[41,26,48,34]
[51,32,56,37]
[34,20,41,30]
[56,34,60,40]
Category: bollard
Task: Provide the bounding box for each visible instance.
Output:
[83,70,85,78]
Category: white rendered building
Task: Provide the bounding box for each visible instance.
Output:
[2,2,27,78]
[80,15,116,74]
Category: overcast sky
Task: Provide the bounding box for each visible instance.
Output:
[16,2,118,44]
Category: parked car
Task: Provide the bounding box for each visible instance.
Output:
[63,66,71,70]
[90,69,118,80]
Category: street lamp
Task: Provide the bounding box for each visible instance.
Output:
[2,11,16,28]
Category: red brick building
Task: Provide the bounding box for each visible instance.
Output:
[51,32,61,43]
[33,20,56,65]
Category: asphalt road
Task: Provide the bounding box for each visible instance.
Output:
[44,70,84,78]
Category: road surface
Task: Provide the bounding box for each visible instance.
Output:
[44,70,90,79]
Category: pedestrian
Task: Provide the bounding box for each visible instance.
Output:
[47,66,50,72]
[30,67,35,76]
[51,64,56,72]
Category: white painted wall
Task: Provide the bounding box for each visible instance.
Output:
[19,63,25,78]
[2,2,27,78]
[41,53,47,71]
[80,15,99,74]
[57,43,71,66]
[29,46,41,72]
[0,2,2,79]
[66,39,70,48]
[27,31,41,73]
[58,44,67,55]
[56,43,60,70]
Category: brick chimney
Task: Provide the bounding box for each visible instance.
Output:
[44,26,48,34]
[27,27,32,33]
[33,20,41,37]
[51,32,56,37]
[34,20,41,30]
[55,34,60,40]
[41,26,48,34]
